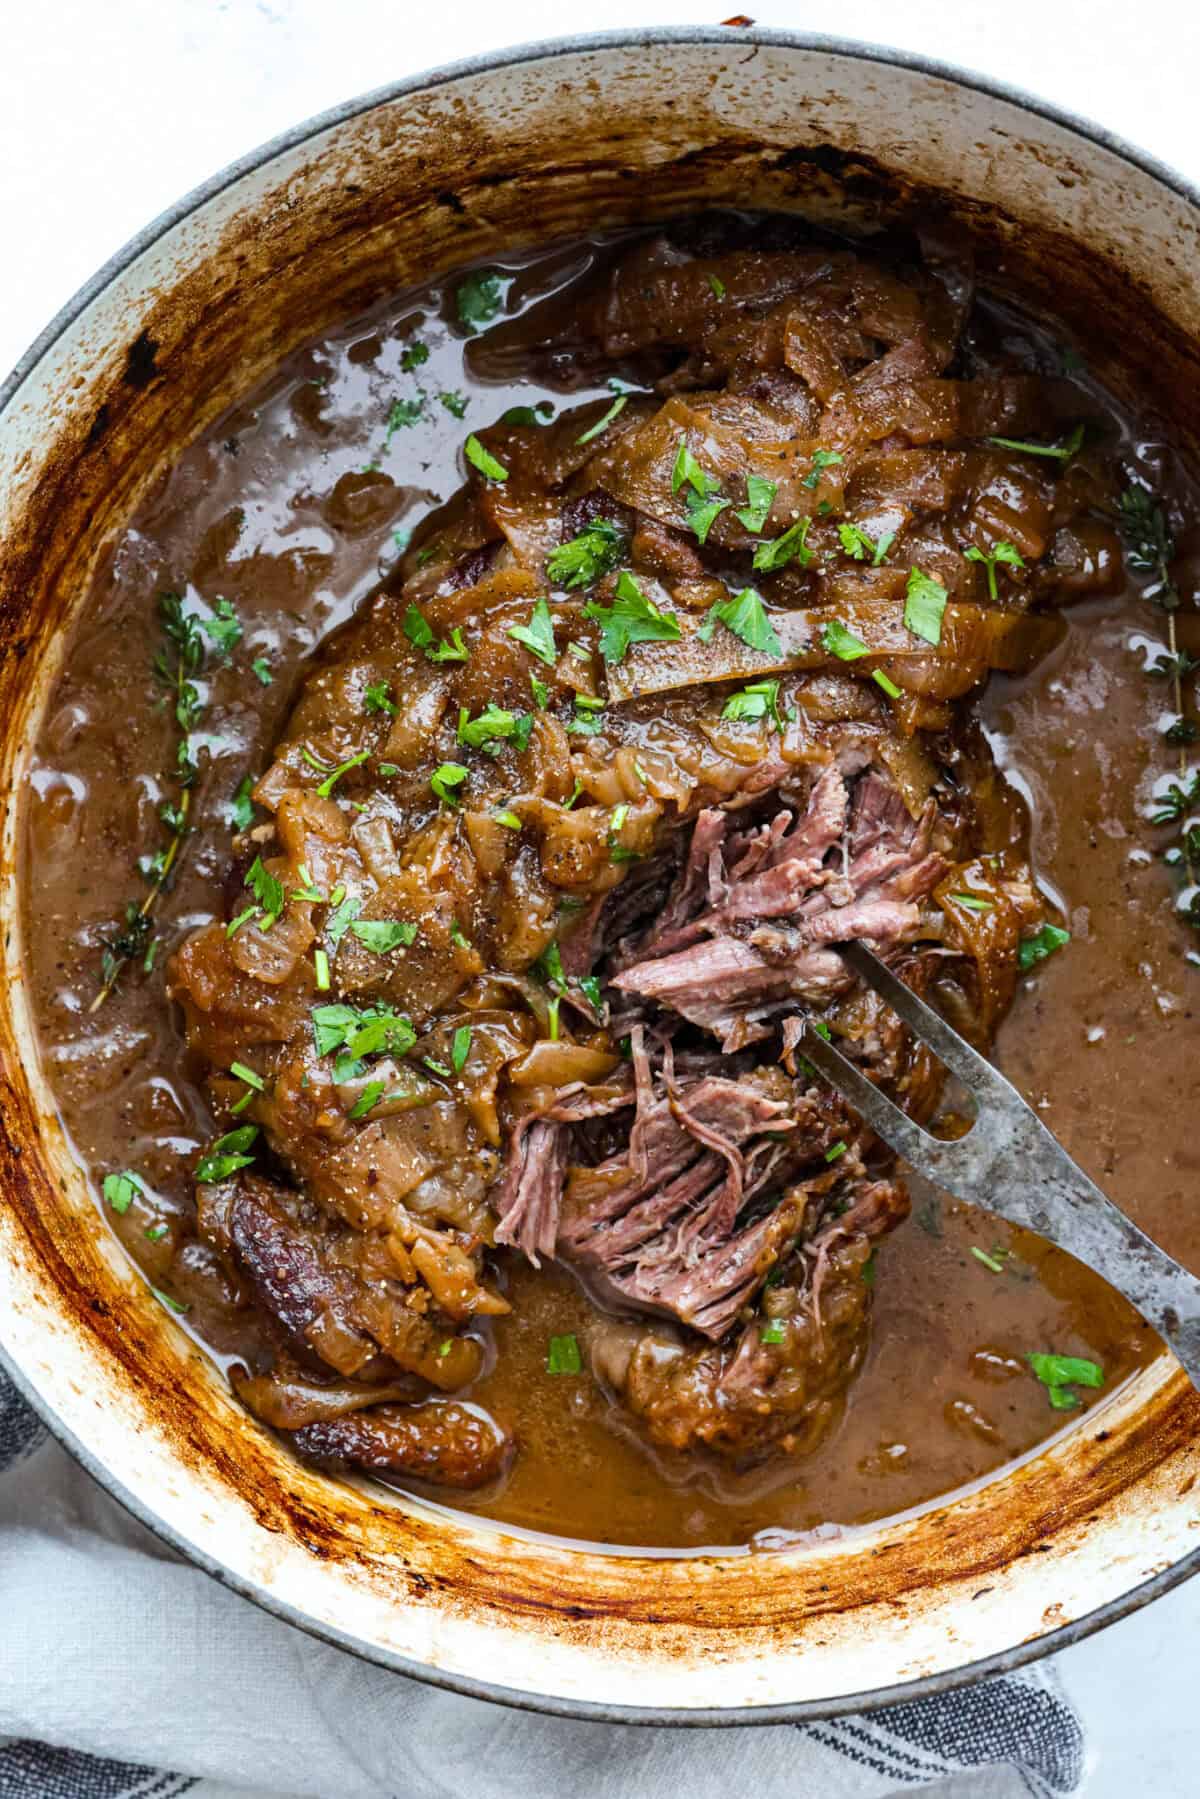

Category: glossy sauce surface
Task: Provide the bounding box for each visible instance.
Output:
[22,229,1198,1548]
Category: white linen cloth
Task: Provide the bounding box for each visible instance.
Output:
[0,1369,1082,1799]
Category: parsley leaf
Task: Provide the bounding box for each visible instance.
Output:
[802,448,844,490]
[753,516,813,573]
[438,390,468,419]
[385,396,424,443]
[576,393,628,445]
[230,775,256,834]
[103,1170,144,1215]
[546,520,625,590]
[464,434,508,482]
[251,656,273,686]
[698,586,781,656]
[350,919,418,954]
[202,598,242,658]
[458,703,530,755]
[987,424,1085,462]
[1018,923,1071,970]
[403,603,469,664]
[326,891,362,950]
[348,1081,386,1120]
[685,490,729,545]
[364,680,398,716]
[245,856,285,929]
[195,1125,258,1184]
[734,473,776,534]
[546,1333,582,1375]
[964,540,1025,601]
[671,440,720,499]
[430,762,469,805]
[1028,1351,1103,1409]
[904,568,949,646]
[820,619,869,661]
[456,270,505,331]
[838,522,894,566]
[722,679,783,729]
[583,570,681,663]
[400,341,429,371]
[508,595,558,665]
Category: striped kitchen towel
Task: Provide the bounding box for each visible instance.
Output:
[0,1367,1083,1799]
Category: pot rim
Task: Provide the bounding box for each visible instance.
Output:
[2,22,1198,1727]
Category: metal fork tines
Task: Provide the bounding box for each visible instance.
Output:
[798,939,1200,1388]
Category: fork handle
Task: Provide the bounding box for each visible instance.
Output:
[998,1114,1200,1389]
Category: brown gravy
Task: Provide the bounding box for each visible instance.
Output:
[22,226,1198,1548]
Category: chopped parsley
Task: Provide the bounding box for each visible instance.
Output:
[144,1223,169,1243]
[1028,1351,1104,1410]
[385,396,424,443]
[964,540,1025,601]
[430,762,469,805]
[326,891,362,950]
[244,856,285,930]
[464,434,508,482]
[348,1081,386,1120]
[987,423,1085,463]
[760,1318,787,1345]
[707,272,726,300]
[608,802,638,863]
[530,673,549,709]
[508,595,558,665]
[565,695,605,737]
[684,490,729,545]
[251,656,273,686]
[671,440,720,500]
[576,393,628,445]
[230,775,256,834]
[195,1124,259,1184]
[583,570,681,663]
[546,521,626,590]
[103,1170,144,1215]
[503,401,554,427]
[839,522,894,566]
[494,809,523,830]
[402,603,469,664]
[364,680,398,716]
[311,1003,416,1064]
[734,474,776,535]
[820,619,869,661]
[458,703,532,755]
[752,515,813,573]
[698,586,781,656]
[456,270,505,331]
[201,597,242,658]
[546,1333,582,1375]
[802,448,844,490]
[315,750,369,797]
[438,390,468,419]
[400,341,429,372]
[904,568,949,647]
[1018,923,1071,970]
[722,679,784,729]
[350,919,418,954]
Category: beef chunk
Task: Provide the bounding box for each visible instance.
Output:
[292,1401,512,1490]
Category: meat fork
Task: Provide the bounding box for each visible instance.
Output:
[800,940,1200,1389]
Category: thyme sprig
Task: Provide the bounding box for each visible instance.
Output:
[1119,484,1200,940]
[92,593,209,1010]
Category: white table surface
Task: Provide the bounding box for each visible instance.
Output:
[3,3,1198,1793]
